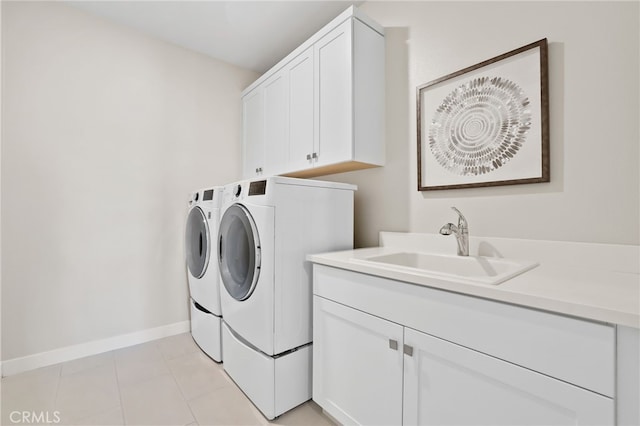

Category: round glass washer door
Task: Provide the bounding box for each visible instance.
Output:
[185,206,210,279]
[218,204,261,301]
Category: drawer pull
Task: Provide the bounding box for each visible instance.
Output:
[403,344,413,357]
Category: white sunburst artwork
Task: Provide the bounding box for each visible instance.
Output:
[417,39,550,191]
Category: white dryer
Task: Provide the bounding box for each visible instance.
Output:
[217,176,356,420]
[185,187,223,362]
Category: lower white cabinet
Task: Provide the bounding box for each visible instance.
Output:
[312,265,615,426]
[313,297,403,426]
[403,328,613,426]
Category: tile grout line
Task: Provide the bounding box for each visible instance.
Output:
[115,340,180,424]
[113,349,129,425]
[161,336,200,425]
[55,352,122,424]
[52,363,63,420]
[74,351,122,425]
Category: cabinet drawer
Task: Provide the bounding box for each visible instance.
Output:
[313,265,615,397]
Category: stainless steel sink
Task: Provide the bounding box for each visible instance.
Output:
[352,252,538,285]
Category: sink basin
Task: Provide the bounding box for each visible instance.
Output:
[352,252,538,285]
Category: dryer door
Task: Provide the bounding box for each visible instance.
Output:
[185,206,210,279]
[218,204,261,301]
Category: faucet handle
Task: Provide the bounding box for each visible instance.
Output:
[439,223,456,235]
[451,207,468,230]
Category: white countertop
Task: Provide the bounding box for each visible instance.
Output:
[307,234,640,329]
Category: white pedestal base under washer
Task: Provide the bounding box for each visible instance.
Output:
[185,187,223,362]
[189,298,221,361]
[222,322,312,420]
[217,177,356,419]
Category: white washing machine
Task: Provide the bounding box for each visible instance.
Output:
[217,176,356,420]
[185,187,223,362]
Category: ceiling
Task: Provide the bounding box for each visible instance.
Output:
[66,1,361,74]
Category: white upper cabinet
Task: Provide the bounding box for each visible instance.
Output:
[242,88,264,178]
[287,47,315,173]
[314,20,352,169]
[241,7,385,179]
[263,70,289,176]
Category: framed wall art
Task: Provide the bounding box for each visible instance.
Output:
[417,39,549,191]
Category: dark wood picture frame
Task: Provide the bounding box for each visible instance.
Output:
[417,39,550,191]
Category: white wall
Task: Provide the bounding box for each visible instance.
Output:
[1,2,257,362]
[321,1,639,248]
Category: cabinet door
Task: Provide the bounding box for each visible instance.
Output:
[403,328,614,426]
[314,20,353,167]
[287,47,315,172]
[313,296,403,426]
[242,88,264,178]
[263,71,288,176]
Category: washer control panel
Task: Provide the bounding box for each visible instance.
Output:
[248,180,267,196]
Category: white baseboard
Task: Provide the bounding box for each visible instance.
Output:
[1,321,190,377]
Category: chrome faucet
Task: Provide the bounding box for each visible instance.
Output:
[439,207,469,256]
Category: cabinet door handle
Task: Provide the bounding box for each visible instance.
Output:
[388,339,398,350]
[306,154,312,160]
[403,344,413,357]
[312,152,318,159]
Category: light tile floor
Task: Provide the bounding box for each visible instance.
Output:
[1,333,335,426]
